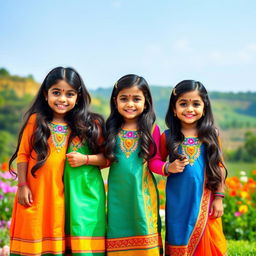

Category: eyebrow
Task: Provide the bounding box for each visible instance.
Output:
[178,98,202,102]
[119,94,143,97]
[50,88,77,92]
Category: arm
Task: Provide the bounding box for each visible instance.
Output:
[16,114,36,207]
[17,162,33,207]
[66,152,108,167]
[148,125,169,176]
[210,136,226,218]
[160,131,189,174]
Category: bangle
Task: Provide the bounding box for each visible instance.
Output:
[214,192,225,198]
[85,155,89,165]
[164,162,170,176]
[18,182,28,187]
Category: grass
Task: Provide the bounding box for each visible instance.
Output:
[225,161,256,177]
[227,240,256,255]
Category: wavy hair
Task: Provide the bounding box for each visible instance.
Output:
[165,80,227,191]
[104,74,156,162]
[9,66,104,177]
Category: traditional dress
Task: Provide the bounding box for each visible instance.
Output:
[160,130,227,256]
[106,126,163,256]
[64,136,106,255]
[10,114,69,255]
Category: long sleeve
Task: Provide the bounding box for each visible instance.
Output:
[17,114,36,163]
[160,132,169,161]
[148,125,169,176]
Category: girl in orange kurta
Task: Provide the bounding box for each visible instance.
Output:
[9,67,102,256]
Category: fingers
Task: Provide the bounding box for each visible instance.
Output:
[209,207,224,218]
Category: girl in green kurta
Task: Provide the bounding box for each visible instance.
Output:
[64,77,107,255]
[104,74,163,256]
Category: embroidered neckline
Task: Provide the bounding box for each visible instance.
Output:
[181,137,201,166]
[118,130,139,158]
[49,123,69,152]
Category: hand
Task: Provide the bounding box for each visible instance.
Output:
[66,152,88,167]
[209,197,224,218]
[168,158,189,173]
[17,185,33,207]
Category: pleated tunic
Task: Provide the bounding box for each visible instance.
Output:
[10,114,69,255]
[106,127,163,256]
[64,136,106,255]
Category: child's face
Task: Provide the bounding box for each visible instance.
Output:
[173,90,204,128]
[116,86,146,123]
[46,80,78,121]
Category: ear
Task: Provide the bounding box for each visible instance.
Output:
[173,107,176,116]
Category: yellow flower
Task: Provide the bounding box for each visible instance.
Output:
[239,205,248,214]
[240,191,249,199]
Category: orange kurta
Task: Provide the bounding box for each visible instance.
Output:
[10,114,69,256]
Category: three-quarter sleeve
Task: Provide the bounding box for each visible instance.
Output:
[17,114,36,163]
[148,125,169,176]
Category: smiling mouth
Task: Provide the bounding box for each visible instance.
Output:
[124,109,136,113]
[56,104,68,110]
[184,114,195,118]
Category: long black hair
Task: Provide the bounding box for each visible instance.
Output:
[9,66,104,177]
[165,80,227,191]
[104,74,156,161]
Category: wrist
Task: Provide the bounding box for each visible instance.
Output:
[164,162,170,176]
[84,155,89,165]
[18,182,28,188]
[214,192,225,199]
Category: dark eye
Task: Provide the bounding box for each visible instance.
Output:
[52,91,60,96]
[134,98,141,102]
[67,92,76,97]
[180,102,187,107]
[193,103,201,107]
[119,97,127,102]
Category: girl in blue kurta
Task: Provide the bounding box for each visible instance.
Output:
[104,74,164,256]
[159,80,227,256]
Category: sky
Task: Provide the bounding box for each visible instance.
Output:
[1,0,256,92]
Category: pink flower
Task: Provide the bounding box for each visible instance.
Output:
[234,212,242,217]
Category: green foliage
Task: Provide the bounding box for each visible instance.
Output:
[228,240,256,255]
[227,132,256,162]
[0,68,10,77]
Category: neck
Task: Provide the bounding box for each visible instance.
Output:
[181,125,198,137]
[122,120,138,130]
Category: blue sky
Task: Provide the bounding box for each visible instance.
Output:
[1,0,256,91]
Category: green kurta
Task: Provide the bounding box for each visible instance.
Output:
[64,136,106,255]
[106,129,162,256]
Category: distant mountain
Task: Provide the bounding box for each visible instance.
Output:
[0,68,39,96]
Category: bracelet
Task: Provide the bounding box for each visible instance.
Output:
[214,192,225,198]
[17,182,28,187]
[85,155,89,165]
[164,162,170,176]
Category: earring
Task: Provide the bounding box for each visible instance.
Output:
[174,113,176,116]
[45,98,48,101]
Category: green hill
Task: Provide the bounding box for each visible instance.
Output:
[0,67,255,161]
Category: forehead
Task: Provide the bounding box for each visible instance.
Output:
[117,86,144,97]
[49,80,76,91]
[177,90,203,101]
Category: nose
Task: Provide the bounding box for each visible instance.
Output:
[58,94,66,102]
[187,105,193,112]
[127,100,134,107]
